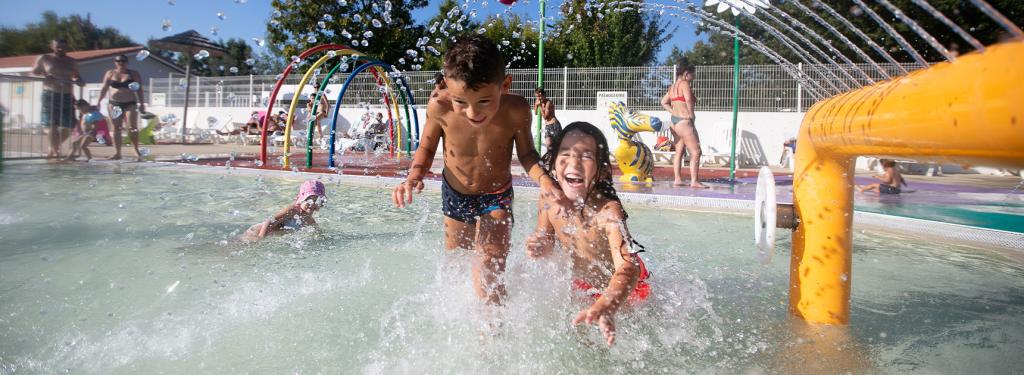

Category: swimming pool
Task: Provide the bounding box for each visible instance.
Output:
[1,162,1022,373]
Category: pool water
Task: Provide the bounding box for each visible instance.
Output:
[1,162,1022,374]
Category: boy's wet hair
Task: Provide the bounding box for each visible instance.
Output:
[880,159,897,168]
[442,35,505,90]
[541,121,621,203]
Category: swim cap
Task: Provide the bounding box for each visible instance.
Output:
[295,179,326,204]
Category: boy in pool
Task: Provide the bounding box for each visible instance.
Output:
[243,180,325,241]
[526,122,651,346]
[858,159,906,194]
[392,35,569,305]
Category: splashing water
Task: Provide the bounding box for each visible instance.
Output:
[427,46,440,56]
[341,30,352,39]
[318,21,327,29]
[307,35,318,44]
[372,19,382,28]
[135,50,150,62]
[229,67,239,74]
[252,38,265,47]
[291,56,301,64]
[128,82,141,91]
[161,20,172,32]
[361,40,369,47]
[194,50,210,60]
[353,14,362,23]
[217,12,227,21]
[478,28,487,34]
[363,31,374,38]
[327,50,337,58]
[323,14,333,22]
[110,106,124,119]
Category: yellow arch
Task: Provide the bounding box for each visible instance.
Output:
[790,41,1024,324]
[282,48,362,168]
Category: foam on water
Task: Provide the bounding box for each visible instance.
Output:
[0,163,1022,373]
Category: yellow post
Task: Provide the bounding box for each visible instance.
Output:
[284,54,334,168]
[791,41,1024,324]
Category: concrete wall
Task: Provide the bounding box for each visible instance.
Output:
[145,104,805,167]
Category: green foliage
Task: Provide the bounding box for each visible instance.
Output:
[265,0,428,66]
[684,0,1024,65]
[551,0,673,67]
[0,11,135,57]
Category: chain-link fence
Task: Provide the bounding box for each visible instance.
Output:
[144,62,921,113]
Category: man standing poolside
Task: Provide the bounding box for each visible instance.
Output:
[32,39,84,158]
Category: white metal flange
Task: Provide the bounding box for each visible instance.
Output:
[754,166,777,264]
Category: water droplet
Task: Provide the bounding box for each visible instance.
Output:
[110,106,124,119]
[341,29,352,39]
[363,31,373,38]
[427,46,440,55]
[361,40,369,47]
[337,0,347,5]
[567,53,573,60]
[255,160,264,167]
[291,55,301,64]
[210,27,219,36]
[161,20,172,32]
[477,28,486,34]
[307,35,318,44]
[372,19,382,28]
[217,12,227,21]
[353,14,362,22]
[275,73,283,81]
[323,14,333,22]
[167,0,175,4]
[135,50,150,62]
[327,50,337,58]
[244,58,256,66]
[128,82,140,91]
[318,21,327,29]
[273,10,282,18]
[194,50,210,60]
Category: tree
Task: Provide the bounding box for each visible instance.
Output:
[266,0,428,67]
[0,11,135,57]
[551,0,673,67]
[184,38,256,77]
[683,0,1024,66]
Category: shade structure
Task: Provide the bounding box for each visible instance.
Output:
[150,30,227,143]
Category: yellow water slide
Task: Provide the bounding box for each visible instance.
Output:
[790,41,1024,324]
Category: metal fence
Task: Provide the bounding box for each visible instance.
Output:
[0,75,73,160]
[148,63,920,113]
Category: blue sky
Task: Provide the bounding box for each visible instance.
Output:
[0,0,703,63]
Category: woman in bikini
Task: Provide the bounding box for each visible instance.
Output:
[660,64,707,188]
[96,55,145,161]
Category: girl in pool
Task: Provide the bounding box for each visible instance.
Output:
[526,122,651,346]
[242,180,326,241]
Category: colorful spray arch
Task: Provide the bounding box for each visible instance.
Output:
[259,44,420,168]
[326,60,419,168]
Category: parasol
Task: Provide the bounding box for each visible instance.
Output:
[150,30,227,143]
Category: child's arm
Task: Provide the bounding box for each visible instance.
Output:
[393,105,444,208]
[572,204,640,346]
[257,204,302,239]
[512,109,570,211]
[526,197,556,258]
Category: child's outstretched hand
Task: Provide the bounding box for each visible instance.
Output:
[539,175,572,216]
[392,179,424,208]
[525,230,553,258]
[573,302,617,346]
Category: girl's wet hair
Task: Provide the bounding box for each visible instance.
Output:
[541,121,620,203]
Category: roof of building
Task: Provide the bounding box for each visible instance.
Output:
[0,45,185,73]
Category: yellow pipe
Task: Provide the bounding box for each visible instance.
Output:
[283,54,334,168]
[791,41,1024,324]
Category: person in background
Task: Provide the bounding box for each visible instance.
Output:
[535,87,561,152]
[858,159,907,194]
[66,99,107,161]
[96,54,145,161]
[32,38,85,158]
[660,63,707,188]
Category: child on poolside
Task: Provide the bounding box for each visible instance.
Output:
[858,159,906,194]
[526,122,651,346]
[392,35,569,305]
[242,180,326,241]
[67,99,106,161]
